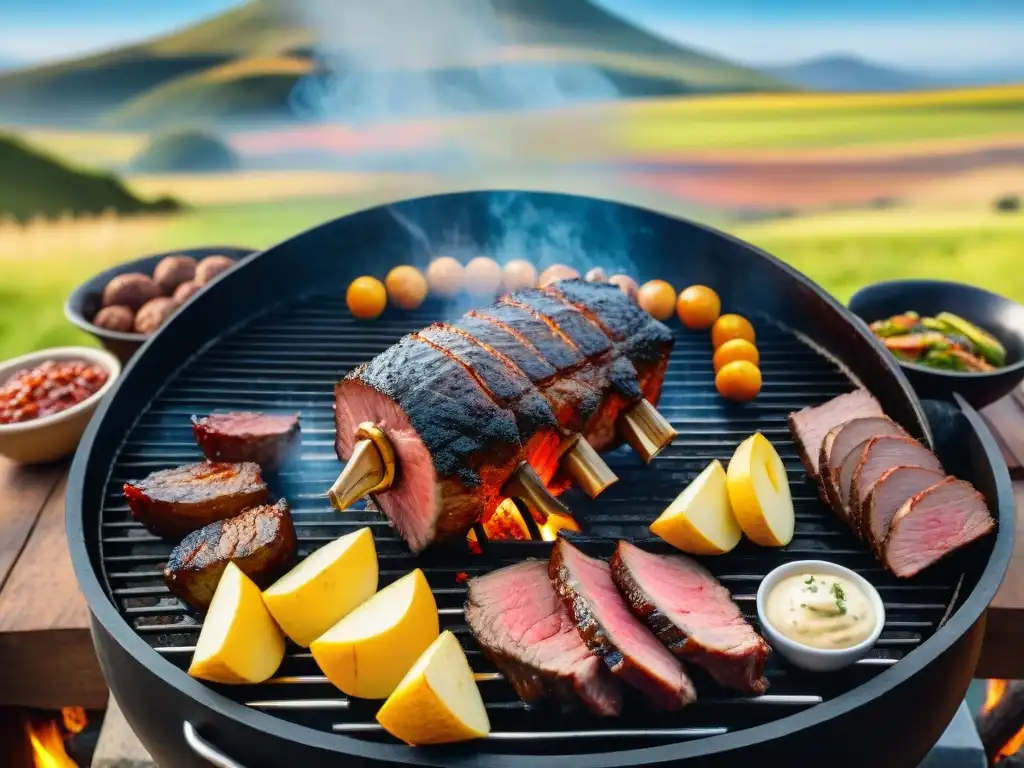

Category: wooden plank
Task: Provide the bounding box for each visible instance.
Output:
[0,458,65,591]
[977,480,1024,679]
[0,473,106,710]
[981,394,1024,478]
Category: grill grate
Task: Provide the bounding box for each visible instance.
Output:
[97,294,960,754]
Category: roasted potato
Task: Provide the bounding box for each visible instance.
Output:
[93,305,135,333]
[102,273,160,310]
[154,255,197,294]
[195,255,236,286]
[173,280,202,303]
[134,297,179,335]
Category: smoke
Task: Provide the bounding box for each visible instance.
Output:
[286,0,620,124]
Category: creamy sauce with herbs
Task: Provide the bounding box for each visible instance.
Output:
[765,573,875,650]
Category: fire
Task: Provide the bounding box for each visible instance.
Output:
[467,499,581,545]
[62,707,88,735]
[26,718,76,768]
[538,511,582,541]
[984,679,1024,758]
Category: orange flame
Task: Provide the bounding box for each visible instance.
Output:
[467,499,581,545]
[61,707,88,735]
[984,679,1024,759]
[26,719,76,768]
[538,511,582,541]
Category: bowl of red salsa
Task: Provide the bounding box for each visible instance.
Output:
[0,347,121,464]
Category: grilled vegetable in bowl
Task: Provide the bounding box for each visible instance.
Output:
[869,311,1006,372]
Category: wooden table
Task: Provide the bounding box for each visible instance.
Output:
[0,395,1022,710]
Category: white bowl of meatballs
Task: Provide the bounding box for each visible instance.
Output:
[64,247,254,363]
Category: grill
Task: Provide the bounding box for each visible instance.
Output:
[67,191,1014,768]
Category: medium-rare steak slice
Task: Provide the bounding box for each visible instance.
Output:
[164,499,296,611]
[862,466,946,556]
[610,541,770,694]
[788,389,884,481]
[543,279,675,403]
[417,324,563,484]
[192,411,301,471]
[549,539,696,710]
[334,335,522,552]
[884,478,995,578]
[846,435,943,537]
[465,559,623,716]
[819,416,908,511]
[123,461,268,538]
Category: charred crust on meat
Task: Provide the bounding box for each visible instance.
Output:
[192,411,301,471]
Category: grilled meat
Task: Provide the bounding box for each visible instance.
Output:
[610,541,770,695]
[819,416,907,511]
[465,559,623,716]
[883,478,995,578]
[788,389,884,481]
[192,411,300,471]
[549,539,696,710]
[124,462,268,538]
[862,466,946,556]
[164,499,296,611]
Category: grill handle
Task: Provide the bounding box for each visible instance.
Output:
[183,722,249,768]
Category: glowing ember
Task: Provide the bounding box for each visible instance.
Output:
[26,718,76,768]
[466,499,582,546]
[538,512,582,541]
[61,707,88,735]
[984,679,1024,758]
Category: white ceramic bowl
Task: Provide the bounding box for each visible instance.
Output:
[0,347,121,464]
[756,559,885,673]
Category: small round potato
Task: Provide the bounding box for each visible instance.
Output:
[195,255,236,286]
[173,280,202,304]
[154,255,197,294]
[102,273,160,311]
[93,305,135,333]
[134,297,179,335]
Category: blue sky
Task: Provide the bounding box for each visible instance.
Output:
[1,0,1023,69]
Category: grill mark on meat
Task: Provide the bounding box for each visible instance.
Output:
[503,290,612,359]
[610,541,770,694]
[819,416,908,521]
[465,560,623,716]
[549,539,696,711]
[192,411,301,472]
[862,466,946,556]
[474,303,584,372]
[123,461,268,538]
[164,499,296,611]
[883,477,996,578]
[459,312,557,382]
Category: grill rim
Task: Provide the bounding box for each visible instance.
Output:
[66,190,1014,765]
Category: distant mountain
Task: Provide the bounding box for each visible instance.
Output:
[0,0,788,128]
[763,54,936,93]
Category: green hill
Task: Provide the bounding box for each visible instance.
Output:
[130,129,240,172]
[0,135,181,221]
[0,0,787,128]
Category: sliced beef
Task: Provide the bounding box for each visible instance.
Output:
[123,461,268,538]
[417,324,562,478]
[164,499,296,611]
[549,539,696,710]
[192,411,300,471]
[465,559,623,716]
[883,478,996,578]
[334,335,522,552]
[819,416,907,512]
[788,389,884,481]
[543,279,675,402]
[844,435,943,536]
[610,541,770,695]
[862,466,946,556]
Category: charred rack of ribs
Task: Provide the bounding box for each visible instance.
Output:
[331,279,678,553]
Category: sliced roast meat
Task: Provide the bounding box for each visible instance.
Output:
[473,301,586,372]
[862,466,946,556]
[334,335,522,552]
[847,435,943,537]
[610,541,770,694]
[788,389,884,481]
[884,478,996,578]
[502,290,613,359]
[819,416,908,512]
[192,411,301,471]
[465,559,623,716]
[549,539,696,710]
[164,499,296,611]
[123,461,269,538]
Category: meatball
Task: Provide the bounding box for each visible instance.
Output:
[134,297,179,335]
[195,255,236,286]
[102,273,160,311]
[154,255,197,294]
[93,305,135,333]
[173,280,202,304]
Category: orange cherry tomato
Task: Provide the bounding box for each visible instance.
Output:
[711,313,756,349]
[715,360,762,402]
[608,274,638,301]
[502,259,537,291]
[426,256,464,299]
[384,265,428,310]
[676,285,721,330]
[538,264,581,287]
[464,256,503,296]
[346,275,387,319]
[713,338,760,372]
[637,279,676,320]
